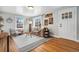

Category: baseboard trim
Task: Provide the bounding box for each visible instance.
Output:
[51,35,79,42]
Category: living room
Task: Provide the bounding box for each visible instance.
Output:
[0,6,79,52]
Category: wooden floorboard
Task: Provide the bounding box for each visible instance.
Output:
[31,38,79,52]
[1,35,79,52]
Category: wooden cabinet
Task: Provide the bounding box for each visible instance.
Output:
[0,32,8,52]
[43,28,49,38]
[0,32,18,52]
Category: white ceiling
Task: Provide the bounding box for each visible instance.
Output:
[0,6,62,17]
[23,6,62,17]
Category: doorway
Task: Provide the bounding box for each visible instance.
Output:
[29,24,32,32]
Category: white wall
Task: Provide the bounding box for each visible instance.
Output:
[0,12,29,33]
[47,11,59,36]
[46,6,78,41]
[31,6,78,41]
[77,7,79,40]
[0,12,16,32]
[0,6,78,41]
[57,7,77,41]
[31,9,59,36]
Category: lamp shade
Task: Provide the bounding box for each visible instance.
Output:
[28,6,34,10]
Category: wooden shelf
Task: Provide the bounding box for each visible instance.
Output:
[43,27,49,38]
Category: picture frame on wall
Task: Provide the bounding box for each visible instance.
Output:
[62,13,64,19]
[69,12,72,18]
[65,12,68,19]
[49,17,53,24]
[45,13,53,18]
[44,19,48,25]
[45,13,53,25]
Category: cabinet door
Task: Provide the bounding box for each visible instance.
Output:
[0,38,4,52]
[3,37,7,52]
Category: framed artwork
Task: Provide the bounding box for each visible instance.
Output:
[45,13,53,18]
[69,12,72,18]
[65,12,68,19]
[49,17,53,24]
[45,13,53,25]
[62,13,64,19]
[44,20,48,25]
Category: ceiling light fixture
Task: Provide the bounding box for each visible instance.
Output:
[28,6,34,10]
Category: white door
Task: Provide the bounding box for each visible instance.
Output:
[58,7,77,40]
[58,11,68,38]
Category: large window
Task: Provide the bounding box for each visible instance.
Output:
[15,16,24,29]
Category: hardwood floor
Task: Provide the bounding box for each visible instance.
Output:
[31,38,79,52]
[0,33,79,52]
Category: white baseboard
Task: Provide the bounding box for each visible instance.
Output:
[51,35,79,42]
[52,35,63,38]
